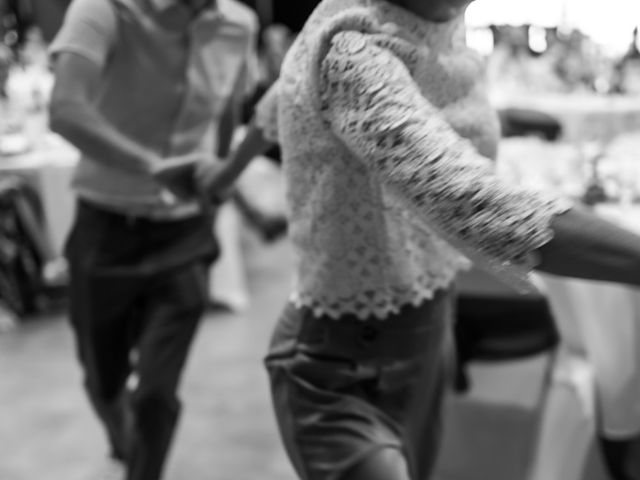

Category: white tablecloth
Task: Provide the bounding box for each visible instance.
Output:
[540,205,640,438]
[497,135,640,436]
[497,133,640,434]
[0,138,78,255]
[493,138,640,479]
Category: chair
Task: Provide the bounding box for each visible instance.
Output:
[498,107,564,141]
[453,267,559,394]
[0,176,67,321]
[448,268,605,480]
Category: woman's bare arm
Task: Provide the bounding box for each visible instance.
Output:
[537,206,640,286]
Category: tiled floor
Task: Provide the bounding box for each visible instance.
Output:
[1,231,293,480]
[0,229,611,480]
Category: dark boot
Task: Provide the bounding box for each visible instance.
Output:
[599,435,640,480]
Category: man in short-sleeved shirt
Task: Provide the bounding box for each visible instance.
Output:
[48,1,258,479]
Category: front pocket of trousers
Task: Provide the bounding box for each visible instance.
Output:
[288,349,362,393]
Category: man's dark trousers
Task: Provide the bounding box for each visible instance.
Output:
[65,200,218,480]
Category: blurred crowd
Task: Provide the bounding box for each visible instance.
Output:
[1,3,640,480]
[481,23,640,96]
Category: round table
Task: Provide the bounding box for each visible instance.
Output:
[495,132,640,445]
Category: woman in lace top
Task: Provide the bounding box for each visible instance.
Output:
[203,1,640,479]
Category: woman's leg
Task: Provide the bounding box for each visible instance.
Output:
[406,315,455,480]
[268,361,414,480]
[265,294,452,480]
[341,448,411,480]
[404,357,449,480]
[266,304,410,480]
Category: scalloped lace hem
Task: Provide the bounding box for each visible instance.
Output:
[289,262,470,320]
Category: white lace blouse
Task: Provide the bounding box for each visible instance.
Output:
[256,0,571,320]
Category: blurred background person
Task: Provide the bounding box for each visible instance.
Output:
[47,1,258,480]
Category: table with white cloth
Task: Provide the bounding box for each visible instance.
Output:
[540,205,640,438]
[0,134,78,255]
[495,134,640,480]
[527,206,640,480]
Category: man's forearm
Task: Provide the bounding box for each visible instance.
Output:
[219,121,275,186]
[217,96,242,159]
[49,100,157,174]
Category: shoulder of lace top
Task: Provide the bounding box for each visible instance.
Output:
[316,29,420,126]
[255,6,394,145]
[306,7,395,115]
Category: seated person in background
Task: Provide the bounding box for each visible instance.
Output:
[0,176,64,321]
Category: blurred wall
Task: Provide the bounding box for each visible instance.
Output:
[30,0,70,43]
[240,0,320,32]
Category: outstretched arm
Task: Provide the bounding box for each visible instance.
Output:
[319,30,640,288]
[537,206,640,285]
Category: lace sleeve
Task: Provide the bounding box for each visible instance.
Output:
[318,31,572,282]
[254,80,280,144]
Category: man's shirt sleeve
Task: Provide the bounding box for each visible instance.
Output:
[49,0,117,69]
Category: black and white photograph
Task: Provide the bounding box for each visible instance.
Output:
[1,1,640,479]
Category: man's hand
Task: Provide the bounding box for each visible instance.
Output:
[194,158,235,205]
[150,154,202,200]
[150,154,237,207]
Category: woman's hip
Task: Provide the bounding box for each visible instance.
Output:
[264,289,455,394]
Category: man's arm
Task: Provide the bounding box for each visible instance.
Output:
[48,52,159,174]
[198,19,263,196]
[216,85,243,159]
[216,10,260,159]
[200,119,276,203]
[319,30,640,288]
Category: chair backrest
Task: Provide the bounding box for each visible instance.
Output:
[498,107,563,141]
[453,268,559,392]
[0,177,47,316]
